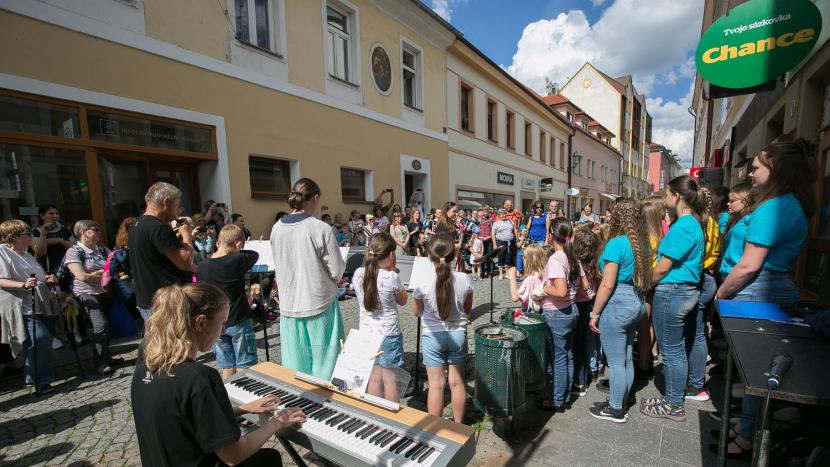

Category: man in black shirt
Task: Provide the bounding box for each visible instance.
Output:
[129,182,195,320]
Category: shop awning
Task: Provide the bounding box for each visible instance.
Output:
[457,199,483,209]
[599,192,619,200]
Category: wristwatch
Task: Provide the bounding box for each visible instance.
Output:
[589,313,601,319]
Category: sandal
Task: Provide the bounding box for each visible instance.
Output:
[710,427,739,440]
[534,398,564,413]
[707,440,752,459]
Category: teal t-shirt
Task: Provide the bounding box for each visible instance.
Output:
[600,235,635,284]
[744,194,807,273]
[720,216,748,275]
[657,214,704,284]
[718,212,729,233]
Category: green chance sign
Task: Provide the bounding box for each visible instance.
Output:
[695,0,822,89]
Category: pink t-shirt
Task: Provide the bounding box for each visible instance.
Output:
[575,276,599,303]
[517,273,543,310]
[662,220,670,235]
[541,250,585,311]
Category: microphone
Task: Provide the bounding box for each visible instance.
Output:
[767,353,793,389]
[454,214,479,225]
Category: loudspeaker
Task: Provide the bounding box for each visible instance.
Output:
[395,256,415,285]
[698,168,724,188]
[344,246,366,276]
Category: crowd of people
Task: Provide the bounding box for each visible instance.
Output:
[0,139,817,465]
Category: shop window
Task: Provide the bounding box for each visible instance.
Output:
[98,155,148,247]
[460,83,474,132]
[0,94,81,139]
[340,167,366,201]
[486,99,497,142]
[0,144,93,232]
[249,156,290,198]
[234,0,282,54]
[326,4,355,83]
[401,39,422,110]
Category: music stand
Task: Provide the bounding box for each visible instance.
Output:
[256,270,273,362]
[473,246,506,324]
[404,317,424,398]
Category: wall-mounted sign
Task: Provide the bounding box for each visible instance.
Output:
[87,110,214,154]
[695,0,821,88]
[411,159,422,170]
[690,167,701,180]
[521,178,535,189]
[565,188,580,196]
[0,189,19,199]
[19,207,39,216]
[497,172,514,185]
[540,178,553,192]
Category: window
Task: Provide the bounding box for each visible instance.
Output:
[326,5,352,82]
[487,99,497,142]
[340,167,365,200]
[601,165,606,182]
[401,42,421,109]
[560,142,565,170]
[539,131,546,163]
[524,122,532,156]
[459,83,474,132]
[235,0,279,53]
[581,122,588,131]
[249,156,290,197]
[506,110,515,148]
[550,137,556,167]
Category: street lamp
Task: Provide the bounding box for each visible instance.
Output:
[571,151,582,174]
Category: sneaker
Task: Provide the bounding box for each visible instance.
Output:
[709,410,741,424]
[52,338,64,350]
[499,275,505,281]
[597,365,605,375]
[96,363,113,376]
[589,401,627,423]
[570,384,588,396]
[685,387,711,401]
[106,357,124,366]
[74,334,83,344]
[36,384,57,395]
[640,398,686,422]
[596,379,610,394]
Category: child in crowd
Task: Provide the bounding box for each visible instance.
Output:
[413,233,427,257]
[536,218,588,412]
[588,198,653,422]
[507,243,548,311]
[516,226,528,279]
[353,233,408,402]
[413,233,473,423]
[636,196,665,379]
[469,232,483,281]
[571,228,601,396]
[590,223,610,379]
[196,224,260,380]
[337,224,352,247]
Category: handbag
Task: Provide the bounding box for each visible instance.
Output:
[108,290,137,340]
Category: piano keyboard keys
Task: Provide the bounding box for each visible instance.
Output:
[226,376,446,466]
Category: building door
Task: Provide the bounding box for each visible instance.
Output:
[150,163,201,218]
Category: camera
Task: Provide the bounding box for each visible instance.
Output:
[197,227,207,233]
[217,203,225,208]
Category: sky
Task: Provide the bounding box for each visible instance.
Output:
[427,0,703,166]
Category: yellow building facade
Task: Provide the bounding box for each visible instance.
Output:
[0,0,455,243]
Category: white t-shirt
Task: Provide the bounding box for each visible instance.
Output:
[413,270,473,333]
[353,267,403,336]
[0,245,47,314]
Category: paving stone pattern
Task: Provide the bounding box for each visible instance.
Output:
[0,275,744,467]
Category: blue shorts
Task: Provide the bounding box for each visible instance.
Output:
[213,319,259,369]
[374,333,405,369]
[422,331,468,367]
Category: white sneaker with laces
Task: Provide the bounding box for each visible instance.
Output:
[52,338,64,350]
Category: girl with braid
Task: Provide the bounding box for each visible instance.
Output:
[571,228,602,396]
[353,233,408,402]
[413,233,473,422]
[535,218,588,412]
[635,196,665,379]
[641,175,707,421]
[587,198,652,422]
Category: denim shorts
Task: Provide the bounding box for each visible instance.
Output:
[422,331,468,367]
[374,333,405,369]
[213,319,258,369]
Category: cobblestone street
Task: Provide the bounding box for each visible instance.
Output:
[0,276,737,467]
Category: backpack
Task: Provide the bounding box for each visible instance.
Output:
[55,245,110,294]
[101,248,135,302]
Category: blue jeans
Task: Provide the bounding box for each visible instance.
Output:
[687,273,715,390]
[729,270,799,442]
[653,283,700,406]
[599,284,645,410]
[516,249,524,273]
[213,319,259,369]
[573,299,593,386]
[23,315,54,387]
[544,304,578,405]
[588,325,603,372]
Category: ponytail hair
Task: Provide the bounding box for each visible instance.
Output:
[361,233,396,312]
[572,228,601,283]
[287,178,322,211]
[427,233,456,320]
[549,217,580,283]
[143,283,229,377]
[608,198,653,292]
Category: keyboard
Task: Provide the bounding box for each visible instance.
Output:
[224,363,476,467]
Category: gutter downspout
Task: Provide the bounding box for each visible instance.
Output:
[567,133,573,219]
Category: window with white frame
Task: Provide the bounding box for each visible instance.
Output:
[326,5,353,82]
[401,41,422,109]
[234,0,280,54]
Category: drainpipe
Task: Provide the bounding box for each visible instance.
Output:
[567,133,573,219]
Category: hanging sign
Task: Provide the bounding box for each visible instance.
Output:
[695,0,821,89]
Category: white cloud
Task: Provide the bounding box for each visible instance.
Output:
[590,0,606,6]
[428,0,466,23]
[503,0,702,165]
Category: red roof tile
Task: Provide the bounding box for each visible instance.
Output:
[541,94,570,105]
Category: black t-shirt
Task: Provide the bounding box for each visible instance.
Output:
[32,225,74,272]
[129,215,188,309]
[197,251,259,326]
[407,222,422,249]
[131,357,240,467]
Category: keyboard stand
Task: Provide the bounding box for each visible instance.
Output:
[276,435,335,467]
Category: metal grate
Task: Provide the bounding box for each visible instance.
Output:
[502,312,548,392]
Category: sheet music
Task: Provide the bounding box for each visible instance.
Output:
[329,329,384,395]
[406,257,433,291]
[244,240,274,271]
[340,247,350,263]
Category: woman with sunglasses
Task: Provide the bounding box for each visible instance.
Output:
[0,220,60,393]
[525,200,548,245]
[64,220,120,376]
